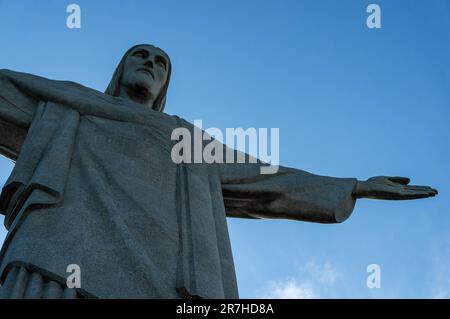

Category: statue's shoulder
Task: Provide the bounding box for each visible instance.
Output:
[2,69,123,106]
[0,68,93,97]
[0,68,94,93]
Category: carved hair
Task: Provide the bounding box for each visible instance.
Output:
[105,44,172,112]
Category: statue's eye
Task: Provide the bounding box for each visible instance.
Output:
[157,61,166,70]
[133,51,146,58]
[155,57,167,70]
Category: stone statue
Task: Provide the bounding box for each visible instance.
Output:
[0,44,438,299]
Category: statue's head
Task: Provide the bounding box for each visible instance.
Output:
[105,44,172,112]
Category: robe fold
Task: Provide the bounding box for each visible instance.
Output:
[0,69,358,298]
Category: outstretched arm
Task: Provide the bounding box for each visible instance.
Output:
[219,149,437,224]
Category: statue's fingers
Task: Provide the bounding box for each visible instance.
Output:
[388,176,410,185]
[405,185,438,195]
[401,189,436,199]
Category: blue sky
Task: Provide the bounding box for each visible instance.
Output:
[0,0,449,298]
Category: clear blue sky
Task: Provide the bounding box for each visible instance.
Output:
[0,0,449,298]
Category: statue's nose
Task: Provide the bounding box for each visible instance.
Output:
[144,60,153,69]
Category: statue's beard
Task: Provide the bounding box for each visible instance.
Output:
[132,82,152,99]
[119,81,156,106]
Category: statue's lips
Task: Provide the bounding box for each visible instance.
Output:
[136,68,154,80]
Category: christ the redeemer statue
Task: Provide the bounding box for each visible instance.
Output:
[0,44,438,299]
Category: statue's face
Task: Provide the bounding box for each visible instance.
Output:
[120,45,169,103]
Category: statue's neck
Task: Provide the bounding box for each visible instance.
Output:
[119,86,155,108]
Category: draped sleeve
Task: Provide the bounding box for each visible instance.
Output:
[0,70,38,160]
[219,148,358,224]
[0,70,82,227]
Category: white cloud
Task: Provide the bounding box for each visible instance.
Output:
[429,253,450,298]
[260,260,341,299]
[299,260,340,286]
[263,279,319,299]
[427,236,450,299]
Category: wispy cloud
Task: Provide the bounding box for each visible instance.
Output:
[260,260,342,299]
[263,279,318,299]
[428,237,450,299]
[299,260,340,286]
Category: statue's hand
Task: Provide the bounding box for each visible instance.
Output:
[353,176,438,200]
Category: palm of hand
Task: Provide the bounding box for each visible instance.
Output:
[356,176,438,200]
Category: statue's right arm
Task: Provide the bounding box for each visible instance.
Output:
[0,69,38,161]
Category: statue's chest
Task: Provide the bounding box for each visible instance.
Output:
[72,115,178,199]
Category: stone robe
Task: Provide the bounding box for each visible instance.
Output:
[0,69,357,298]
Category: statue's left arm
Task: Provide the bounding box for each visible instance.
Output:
[219,152,437,224]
